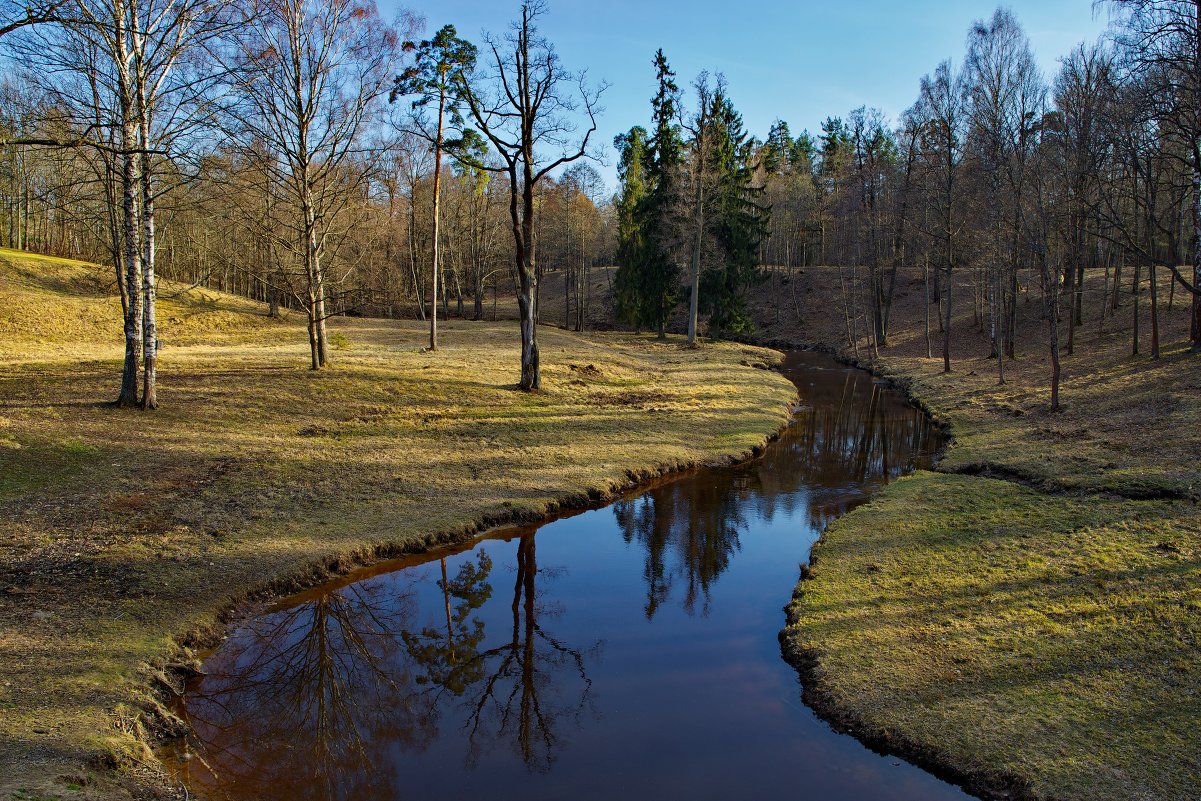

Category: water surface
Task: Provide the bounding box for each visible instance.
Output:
[170,352,969,801]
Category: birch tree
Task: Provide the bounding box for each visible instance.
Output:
[0,0,66,38]
[12,0,232,407]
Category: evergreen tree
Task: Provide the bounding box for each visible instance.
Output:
[763,119,793,174]
[393,24,479,352]
[819,117,853,187]
[640,49,685,337]
[612,50,684,337]
[793,130,818,175]
[700,90,769,336]
[613,125,650,327]
[815,117,853,263]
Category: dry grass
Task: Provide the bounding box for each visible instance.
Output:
[768,264,1201,800]
[752,264,1201,498]
[0,248,796,800]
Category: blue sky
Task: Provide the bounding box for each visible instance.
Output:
[388,1,1112,191]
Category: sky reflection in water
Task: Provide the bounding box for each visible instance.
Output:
[172,352,969,801]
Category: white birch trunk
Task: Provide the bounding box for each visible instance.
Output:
[115,0,142,407]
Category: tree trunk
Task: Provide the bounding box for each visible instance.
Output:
[576,258,586,331]
[924,255,931,359]
[1193,164,1201,346]
[516,172,540,391]
[1047,268,1061,412]
[1006,265,1017,359]
[409,195,425,321]
[474,270,484,320]
[137,70,158,410]
[1066,252,1077,357]
[1150,261,1160,360]
[116,10,142,408]
[518,274,539,389]
[942,267,953,373]
[991,264,1005,384]
[687,122,705,347]
[430,98,444,351]
[140,147,158,409]
[1132,262,1140,357]
[304,191,328,369]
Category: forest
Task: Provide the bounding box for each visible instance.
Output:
[1,1,1199,800]
[2,0,1200,406]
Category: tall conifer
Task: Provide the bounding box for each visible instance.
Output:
[700,90,769,336]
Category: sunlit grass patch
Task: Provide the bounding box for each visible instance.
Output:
[787,468,1201,800]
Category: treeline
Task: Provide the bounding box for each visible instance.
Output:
[0,0,613,405]
[613,53,769,343]
[614,2,1201,409]
[5,0,1201,413]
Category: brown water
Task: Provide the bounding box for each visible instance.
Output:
[167,352,971,801]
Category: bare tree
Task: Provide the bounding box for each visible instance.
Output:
[11,0,234,407]
[456,0,603,390]
[1104,0,1201,346]
[222,0,402,370]
[917,60,969,373]
[964,8,1045,383]
[0,0,66,38]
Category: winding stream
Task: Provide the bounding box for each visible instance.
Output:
[167,351,971,800]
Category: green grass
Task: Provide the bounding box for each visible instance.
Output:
[787,472,1200,800]
[768,265,1201,801]
[0,248,797,800]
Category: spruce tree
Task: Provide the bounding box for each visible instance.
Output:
[613,126,650,327]
[764,119,793,174]
[612,50,684,337]
[700,90,769,337]
[640,49,685,338]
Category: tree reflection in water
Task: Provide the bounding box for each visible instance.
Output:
[177,539,599,798]
[403,552,493,696]
[614,355,938,620]
[459,534,599,772]
[171,354,946,801]
[178,580,432,801]
[614,484,746,619]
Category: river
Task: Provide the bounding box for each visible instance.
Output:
[166,351,971,801]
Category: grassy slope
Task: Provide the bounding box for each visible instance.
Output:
[764,266,1201,800]
[0,248,796,799]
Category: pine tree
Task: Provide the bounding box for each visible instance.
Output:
[393,24,478,352]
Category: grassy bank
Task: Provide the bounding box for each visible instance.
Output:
[0,248,797,800]
[769,267,1201,799]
